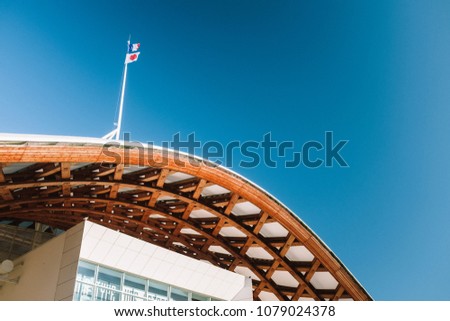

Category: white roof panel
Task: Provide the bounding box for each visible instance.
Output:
[232,201,260,216]
[259,222,289,238]
[201,184,230,196]
[310,272,338,290]
[219,226,247,238]
[165,172,195,183]
[246,247,273,260]
[271,270,299,288]
[285,246,315,262]
[190,209,216,218]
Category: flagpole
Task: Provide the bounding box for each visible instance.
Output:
[114,40,130,141]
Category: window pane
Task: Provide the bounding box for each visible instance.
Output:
[148,281,168,301]
[96,267,122,301]
[74,282,94,301]
[97,267,122,291]
[95,286,120,301]
[76,261,96,284]
[123,275,146,301]
[192,293,210,301]
[171,287,188,301]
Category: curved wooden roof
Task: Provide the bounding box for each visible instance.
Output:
[0,135,371,301]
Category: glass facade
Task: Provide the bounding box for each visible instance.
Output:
[74,260,215,301]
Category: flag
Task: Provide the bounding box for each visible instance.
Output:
[125,52,140,64]
[128,43,140,52]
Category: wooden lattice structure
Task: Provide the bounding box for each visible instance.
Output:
[0,135,371,301]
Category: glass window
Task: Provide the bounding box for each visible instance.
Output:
[95,286,120,301]
[192,293,210,301]
[73,260,223,302]
[171,287,189,301]
[148,281,168,301]
[76,261,96,284]
[123,274,146,301]
[96,267,122,301]
[74,282,94,301]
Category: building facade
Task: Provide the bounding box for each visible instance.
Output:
[0,134,371,301]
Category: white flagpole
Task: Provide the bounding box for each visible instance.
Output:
[115,38,131,141]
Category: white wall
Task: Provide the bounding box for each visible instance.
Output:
[0,221,252,301]
[0,223,82,301]
[80,221,252,301]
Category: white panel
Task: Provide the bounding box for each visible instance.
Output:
[271,270,299,288]
[259,291,280,301]
[298,297,315,301]
[194,275,214,294]
[201,184,230,196]
[219,226,247,238]
[142,258,163,278]
[129,237,145,253]
[208,245,231,255]
[163,250,180,264]
[285,246,315,262]
[141,242,158,257]
[79,235,97,258]
[172,241,186,248]
[128,254,151,275]
[157,195,176,201]
[232,201,260,216]
[101,246,126,267]
[148,214,165,219]
[115,233,132,248]
[259,222,289,238]
[87,240,111,262]
[165,172,195,183]
[118,187,135,193]
[116,250,139,271]
[310,272,339,290]
[180,228,201,235]
[174,253,193,269]
[154,260,175,282]
[246,247,273,260]
[102,228,120,244]
[123,166,147,174]
[234,266,261,281]
[190,209,216,218]
[87,223,106,240]
[184,271,205,290]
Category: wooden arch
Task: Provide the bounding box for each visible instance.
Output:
[0,139,371,301]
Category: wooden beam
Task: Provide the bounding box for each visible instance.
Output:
[253,212,269,234]
[331,286,345,301]
[192,179,206,200]
[148,191,160,207]
[224,193,239,215]
[265,260,280,280]
[0,165,6,183]
[279,234,296,257]
[113,164,124,181]
[156,169,169,187]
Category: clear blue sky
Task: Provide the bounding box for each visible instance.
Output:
[1,1,450,300]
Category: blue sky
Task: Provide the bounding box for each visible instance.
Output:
[1,1,450,300]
